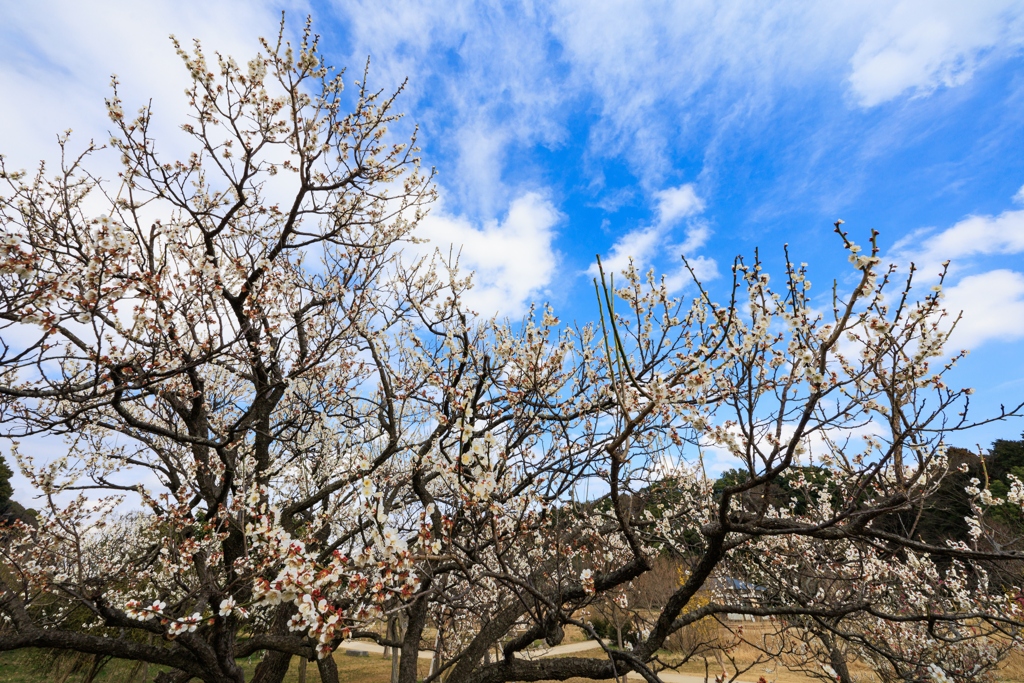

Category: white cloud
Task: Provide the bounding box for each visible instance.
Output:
[943,270,1024,349]
[674,221,711,255]
[548,1,862,180]
[655,184,704,225]
[326,1,1024,204]
[1014,184,1024,205]
[330,2,841,190]
[0,0,299,172]
[848,0,1024,108]
[589,184,715,290]
[453,124,511,219]
[661,221,718,289]
[417,192,562,318]
[0,2,564,322]
[664,255,719,291]
[328,0,567,216]
[590,225,663,278]
[890,208,1024,278]
[887,192,1024,349]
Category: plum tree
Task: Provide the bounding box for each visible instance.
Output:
[0,18,1022,683]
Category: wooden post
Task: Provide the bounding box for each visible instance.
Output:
[429,628,442,678]
[390,611,406,683]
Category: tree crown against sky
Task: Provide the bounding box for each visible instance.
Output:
[0,18,1023,683]
[4,2,1024,450]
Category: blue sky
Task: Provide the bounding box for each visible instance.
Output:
[2,0,1024,456]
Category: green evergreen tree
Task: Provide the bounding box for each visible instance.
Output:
[0,453,13,512]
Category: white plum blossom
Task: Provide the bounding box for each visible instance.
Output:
[218,597,236,617]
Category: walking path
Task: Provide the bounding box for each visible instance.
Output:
[335,636,606,660]
[335,639,434,660]
[513,638,613,659]
[335,638,761,682]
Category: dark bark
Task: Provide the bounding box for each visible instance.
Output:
[248,603,302,683]
[468,654,630,683]
[821,633,854,683]
[399,592,430,683]
[447,603,524,683]
[388,612,406,683]
[316,653,339,683]
[154,671,194,683]
[250,650,292,683]
[0,630,204,680]
[82,654,110,683]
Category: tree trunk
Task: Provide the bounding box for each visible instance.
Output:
[250,604,299,683]
[399,594,430,683]
[316,654,339,683]
[821,633,854,683]
[384,615,395,658]
[390,613,404,683]
[140,633,153,683]
[82,654,110,683]
[154,671,194,683]
[613,623,624,682]
[54,652,85,683]
[250,651,292,683]
[430,628,442,678]
[297,657,307,683]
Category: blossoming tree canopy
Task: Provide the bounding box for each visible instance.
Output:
[0,18,1023,683]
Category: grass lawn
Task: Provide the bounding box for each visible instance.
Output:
[0,642,1021,683]
[0,648,430,683]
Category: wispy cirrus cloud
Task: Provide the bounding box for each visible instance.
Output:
[5,0,1024,323]
[326,0,1024,308]
[589,182,717,289]
[848,0,1024,107]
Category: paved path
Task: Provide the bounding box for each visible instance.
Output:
[335,636,606,661]
[513,638,612,659]
[336,639,435,660]
[335,638,761,682]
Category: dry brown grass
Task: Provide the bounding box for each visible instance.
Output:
[275,651,432,683]
[311,635,1021,683]
[998,648,1024,682]
[1,629,1020,682]
[536,622,1023,683]
[206,646,1024,683]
